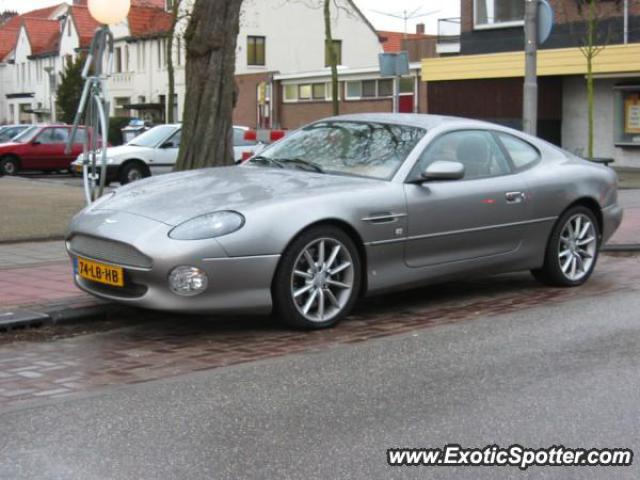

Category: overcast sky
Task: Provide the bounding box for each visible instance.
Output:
[0,0,459,34]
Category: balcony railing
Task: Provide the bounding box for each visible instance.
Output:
[437,18,461,55]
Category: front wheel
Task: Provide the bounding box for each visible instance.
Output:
[532,206,600,287]
[273,226,362,329]
[0,156,19,176]
[119,162,149,185]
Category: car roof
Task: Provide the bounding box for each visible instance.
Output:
[321,113,496,130]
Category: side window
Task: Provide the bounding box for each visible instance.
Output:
[165,129,181,148]
[74,129,88,145]
[497,132,540,170]
[36,128,56,144]
[52,128,70,144]
[233,128,256,147]
[412,130,511,180]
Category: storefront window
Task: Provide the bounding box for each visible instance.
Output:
[614,87,640,146]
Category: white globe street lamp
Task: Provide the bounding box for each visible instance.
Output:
[66,0,131,204]
[88,0,131,25]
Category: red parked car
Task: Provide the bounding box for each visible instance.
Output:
[0,124,92,176]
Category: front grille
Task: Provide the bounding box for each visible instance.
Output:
[77,276,148,299]
[69,234,153,269]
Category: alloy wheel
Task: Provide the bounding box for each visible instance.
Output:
[290,237,355,323]
[558,213,597,282]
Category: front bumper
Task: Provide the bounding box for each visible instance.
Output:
[602,203,623,244]
[66,210,280,314]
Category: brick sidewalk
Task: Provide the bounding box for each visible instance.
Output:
[1,200,639,320]
[0,253,636,408]
[0,241,105,319]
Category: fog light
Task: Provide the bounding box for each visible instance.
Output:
[169,266,208,296]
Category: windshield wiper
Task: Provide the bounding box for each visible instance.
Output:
[276,158,325,173]
[250,156,325,173]
[250,155,285,168]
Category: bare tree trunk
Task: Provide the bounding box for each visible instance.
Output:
[324,0,339,116]
[587,54,594,158]
[175,0,243,171]
[166,0,182,124]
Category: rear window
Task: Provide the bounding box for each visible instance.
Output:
[497,133,540,170]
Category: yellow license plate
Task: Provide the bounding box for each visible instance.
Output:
[77,257,124,287]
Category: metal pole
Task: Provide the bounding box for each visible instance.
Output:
[523,0,538,136]
[624,0,629,44]
[393,76,400,113]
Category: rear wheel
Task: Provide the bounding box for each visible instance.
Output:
[532,206,600,287]
[0,156,19,176]
[119,161,149,185]
[273,226,362,329]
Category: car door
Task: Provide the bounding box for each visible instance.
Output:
[403,129,531,268]
[150,128,180,175]
[24,127,59,170]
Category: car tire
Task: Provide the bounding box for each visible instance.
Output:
[272,225,362,329]
[0,156,19,176]
[531,206,601,287]
[119,161,149,185]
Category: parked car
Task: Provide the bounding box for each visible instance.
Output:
[71,124,265,185]
[0,124,91,176]
[0,124,30,144]
[66,114,622,329]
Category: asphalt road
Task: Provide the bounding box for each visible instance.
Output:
[1,286,638,479]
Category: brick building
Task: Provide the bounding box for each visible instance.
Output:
[421,0,640,166]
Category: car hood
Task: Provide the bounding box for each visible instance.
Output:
[95,165,386,225]
[106,144,151,158]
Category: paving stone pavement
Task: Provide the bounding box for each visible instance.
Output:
[0,254,636,409]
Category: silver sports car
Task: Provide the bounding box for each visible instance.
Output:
[66,114,623,329]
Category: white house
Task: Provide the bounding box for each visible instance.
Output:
[0,0,386,130]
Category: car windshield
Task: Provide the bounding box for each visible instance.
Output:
[128,125,178,148]
[249,121,425,180]
[11,126,39,143]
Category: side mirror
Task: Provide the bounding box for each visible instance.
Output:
[31,140,41,146]
[160,142,175,149]
[421,161,465,181]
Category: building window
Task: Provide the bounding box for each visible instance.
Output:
[283,84,298,102]
[312,83,326,100]
[399,77,415,94]
[124,45,130,72]
[325,39,342,67]
[474,0,524,28]
[115,47,123,73]
[346,81,362,99]
[378,79,393,97]
[247,36,266,66]
[114,97,131,117]
[614,87,640,146]
[299,84,312,100]
[362,80,377,98]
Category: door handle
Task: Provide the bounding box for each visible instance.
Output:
[505,191,525,204]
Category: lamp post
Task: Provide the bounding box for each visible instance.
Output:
[66,0,130,205]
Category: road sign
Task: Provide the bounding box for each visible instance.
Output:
[379,52,410,77]
[538,0,554,45]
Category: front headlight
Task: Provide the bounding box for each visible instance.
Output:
[168,211,245,240]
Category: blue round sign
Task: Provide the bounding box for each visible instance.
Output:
[538,0,554,45]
